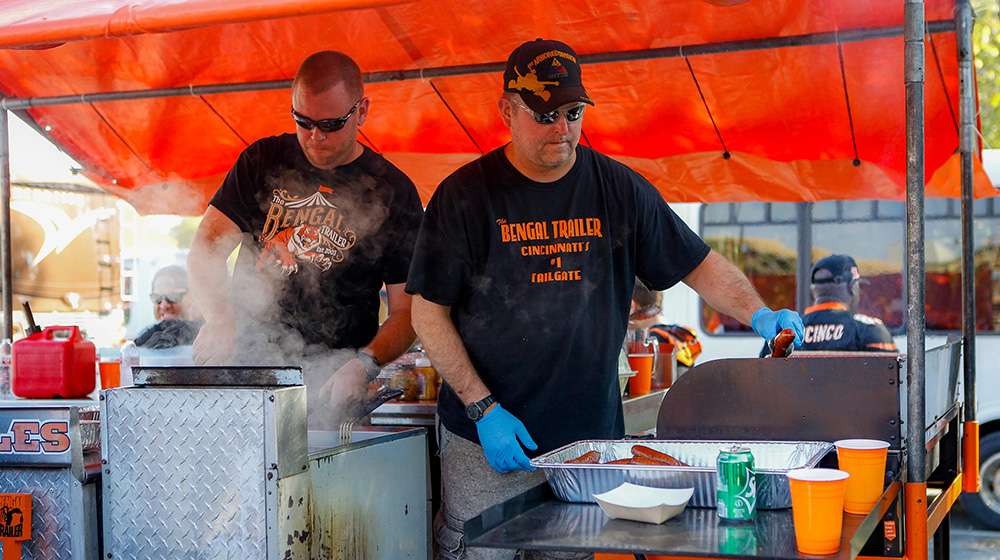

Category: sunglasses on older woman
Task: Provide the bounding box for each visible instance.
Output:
[150,292,186,305]
[291,99,363,133]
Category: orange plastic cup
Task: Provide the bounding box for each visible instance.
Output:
[835,439,889,514]
[626,354,653,396]
[787,468,849,555]
[99,360,121,390]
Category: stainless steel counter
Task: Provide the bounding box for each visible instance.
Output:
[370,390,669,434]
[307,427,431,559]
[370,400,436,426]
[0,398,97,407]
[465,480,898,559]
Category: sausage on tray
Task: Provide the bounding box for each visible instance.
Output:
[566,450,602,464]
[631,444,687,466]
[604,458,634,465]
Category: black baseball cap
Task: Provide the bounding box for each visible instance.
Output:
[503,38,594,114]
[811,254,861,285]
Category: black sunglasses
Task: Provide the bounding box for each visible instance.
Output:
[512,98,585,125]
[151,292,186,305]
[291,99,362,133]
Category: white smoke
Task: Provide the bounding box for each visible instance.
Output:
[199,161,399,431]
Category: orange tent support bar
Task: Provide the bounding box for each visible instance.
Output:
[963,421,981,493]
[904,482,928,560]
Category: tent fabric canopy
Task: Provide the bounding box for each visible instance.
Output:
[0,0,992,215]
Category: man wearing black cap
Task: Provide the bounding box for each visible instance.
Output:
[798,254,897,352]
[406,38,804,559]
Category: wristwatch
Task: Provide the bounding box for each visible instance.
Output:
[465,395,496,422]
[356,349,381,381]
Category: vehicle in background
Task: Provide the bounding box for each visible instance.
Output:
[10,182,124,347]
[660,188,1000,528]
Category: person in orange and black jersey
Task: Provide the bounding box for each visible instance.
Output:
[761,254,896,356]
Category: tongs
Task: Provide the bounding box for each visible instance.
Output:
[768,328,796,358]
[338,386,405,445]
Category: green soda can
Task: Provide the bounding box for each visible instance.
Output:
[716,445,757,520]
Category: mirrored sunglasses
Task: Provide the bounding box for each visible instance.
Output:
[291,99,362,133]
[512,99,585,125]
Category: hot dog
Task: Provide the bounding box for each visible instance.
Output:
[770,328,796,358]
[631,444,687,466]
[604,458,634,465]
[566,450,601,464]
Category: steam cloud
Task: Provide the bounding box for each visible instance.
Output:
[198,168,395,431]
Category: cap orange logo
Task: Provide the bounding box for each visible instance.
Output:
[507,68,558,101]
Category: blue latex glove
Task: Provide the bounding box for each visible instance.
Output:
[475,404,538,473]
[751,307,805,347]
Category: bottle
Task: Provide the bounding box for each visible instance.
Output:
[414,356,438,401]
[120,341,140,387]
[0,339,10,399]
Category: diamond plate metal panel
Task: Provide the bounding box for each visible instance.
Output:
[0,468,75,560]
[103,388,268,560]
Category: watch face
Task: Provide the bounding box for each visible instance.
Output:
[466,404,482,421]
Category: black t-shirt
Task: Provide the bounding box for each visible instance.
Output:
[406,145,710,453]
[210,133,423,350]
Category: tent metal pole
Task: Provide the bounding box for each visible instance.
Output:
[0,20,956,111]
[904,2,929,555]
[956,0,976,422]
[796,203,813,314]
[0,109,11,340]
[905,0,927,485]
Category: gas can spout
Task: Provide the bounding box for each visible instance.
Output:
[21,302,40,336]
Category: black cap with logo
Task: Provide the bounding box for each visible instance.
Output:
[503,38,594,114]
[811,254,861,285]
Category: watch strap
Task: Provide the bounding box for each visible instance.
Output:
[467,394,496,421]
[356,350,381,381]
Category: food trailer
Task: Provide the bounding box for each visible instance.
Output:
[0,1,994,559]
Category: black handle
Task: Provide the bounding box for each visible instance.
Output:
[359,387,405,418]
[21,301,41,335]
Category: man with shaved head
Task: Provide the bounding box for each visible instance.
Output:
[189,51,423,426]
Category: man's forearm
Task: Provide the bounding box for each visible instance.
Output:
[362,309,416,364]
[187,244,233,322]
[411,296,491,406]
[683,250,765,325]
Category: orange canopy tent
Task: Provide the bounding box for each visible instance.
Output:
[0,0,993,215]
[0,5,986,552]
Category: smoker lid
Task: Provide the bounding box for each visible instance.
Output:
[133,366,303,387]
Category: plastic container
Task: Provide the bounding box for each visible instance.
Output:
[98,347,122,390]
[12,326,96,398]
[414,356,438,401]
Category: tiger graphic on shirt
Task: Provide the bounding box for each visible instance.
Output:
[258,185,357,274]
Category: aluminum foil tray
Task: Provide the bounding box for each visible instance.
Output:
[531,440,834,508]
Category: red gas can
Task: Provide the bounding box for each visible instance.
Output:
[12,326,96,398]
